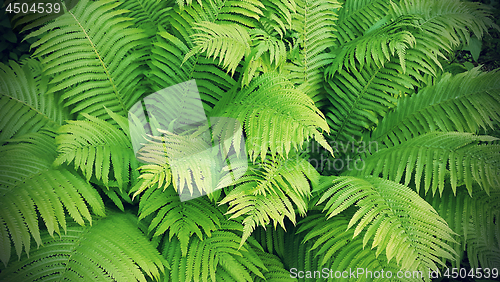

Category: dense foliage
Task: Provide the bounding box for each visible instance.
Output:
[1,0,500,281]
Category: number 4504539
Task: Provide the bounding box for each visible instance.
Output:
[443,268,498,279]
[5,2,61,14]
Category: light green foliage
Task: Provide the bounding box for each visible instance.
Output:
[285,0,341,105]
[296,213,424,281]
[213,72,333,161]
[220,153,319,246]
[0,0,499,281]
[315,176,457,271]
[425,185,500,269]
[184,22,252,76]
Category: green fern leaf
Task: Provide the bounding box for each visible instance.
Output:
[324,61,418,142]
[137,185,223,257]
[54,109,137,189]
[355,132,500,195]
[220,153,318,246]
[424,184,500,269]
[241,28,288,87]
[296,213,427,281]
[315,175,457,271]
[371,68,500,147]
[150,28,236,112]
[160,220,266,282]
[278,212,424,281]
[252,249,294,282]
[0,130,105,267]
[150,0,269,112]
[327,16,417,76]
[0,212,166,281]
[286,0,341,106]
[26,0,149,120]
[0,60,69,143]
[258,0,296,38]
[465,189,500,269]
[118,0,172,34]
[334,0,390,47]
[214,73,332,161]
[184,22,252,76]
[390,0,497,77]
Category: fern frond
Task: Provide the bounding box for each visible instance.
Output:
[392,0,496,47]
[119,0,172,33]
[286,0,341,105]
[355,132,500,195]
[424,182,500,269]
[184,22,252,76]
[277,213,424,281]
[129,101,248,198]
[324,0,497,143]
[465,189,500,269]
[296,213,428,281]
[390,0,497,76]
[315,176,457,271]
[333,0,390,47]
[137,185,223,256]
[0,212,166,281]
[214,73,332,161]
[324,61,418,142]
[424,185,500,269]
[150,28,236,112]
[0,130,105,267]
[258,0,296,38]
[252,225,287,258]
[54,108,137,189]
[0,60,68,143]
[220,153,318,246]
[241,28,288,86]
[175,0,203,11]
[26,0,149,120]
[151,0,268,111]
[160,220,266,282]
[132,162,172,198]
[327,16,417,76]
[371,68,500,147]
[252,247,294,282]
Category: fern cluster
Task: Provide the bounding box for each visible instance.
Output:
[1,0,499,281]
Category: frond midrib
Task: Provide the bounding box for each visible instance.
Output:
[332,67,382,142]
[60,226,88,278]
[230,98,321,140]
[185,0,227,82]
[373,88,499,142]
[367,141,498,170]
[1,93,58,127]
[360,178,432,266]
[68,9,127,116]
